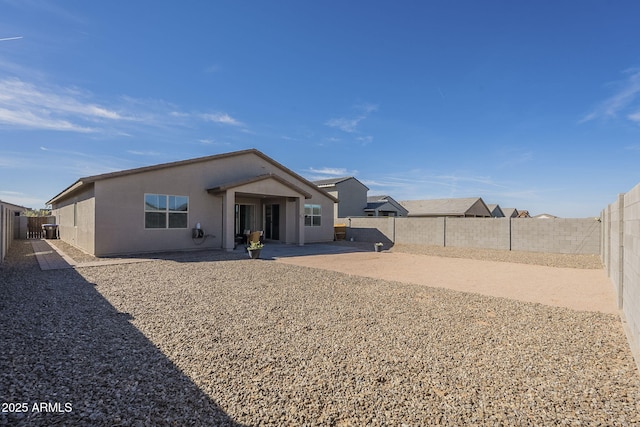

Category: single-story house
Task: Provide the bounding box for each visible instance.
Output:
[486,204,505,218]
[1,199,26,263]
[47,149,338,256]
[365,195,409,217]
[400,197,492,218]
[313,176,369,219]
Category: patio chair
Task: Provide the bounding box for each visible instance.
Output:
[247,231,262,245]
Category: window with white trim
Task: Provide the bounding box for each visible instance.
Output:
[144,194,188,229]
[304,204,321,227]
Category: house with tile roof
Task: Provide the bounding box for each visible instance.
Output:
[365,195,409,217]
[399,197,492,218]
[47,149,338,256]
[313,176,369,218]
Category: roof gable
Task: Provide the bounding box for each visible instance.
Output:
[314,176,369,191]
[400,197,491,217]
[48,149,336,204]
[207,173,313,199]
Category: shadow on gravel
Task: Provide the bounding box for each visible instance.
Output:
[0,242,244,426]
[114,242,373,264]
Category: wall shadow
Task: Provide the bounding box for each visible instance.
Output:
[0,242,244,426]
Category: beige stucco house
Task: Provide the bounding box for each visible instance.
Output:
[47,149,338,256]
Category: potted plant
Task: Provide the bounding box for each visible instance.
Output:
[374,242,383,252]
[247,241,264,259]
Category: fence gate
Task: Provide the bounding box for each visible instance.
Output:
[27,217,48,239]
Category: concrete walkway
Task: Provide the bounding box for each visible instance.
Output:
[31,240,155,270]
[31,240,74,270]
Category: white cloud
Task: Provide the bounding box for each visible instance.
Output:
[325,117,361,133]
[0,78,134,132]
[0,107,95,132]
[581,70,640,124]
[302,166,359,181]
[628,111,640,123]
[201,112,243,126]
[126,150,162,156]
[325,103,378,133]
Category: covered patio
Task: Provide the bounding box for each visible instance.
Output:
[207,173,313,251]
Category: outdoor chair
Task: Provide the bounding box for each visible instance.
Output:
[247,231,262,245]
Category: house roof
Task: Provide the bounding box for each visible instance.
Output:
[399,197,491,217]
[367,195,390,203]
[0,200,28,211]
[533,213,558,219]
[207,173,313,199]
[365,195,409,215]
[313,176,370,191]
[486,203,505,217]
[48,149,337,204]
[501,208,519,218]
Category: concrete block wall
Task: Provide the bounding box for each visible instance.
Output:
[340,217,394,243]
[445,218,511,250]
[602,183,640,365]
[605,195,625,307]
[394,217,444,245]
[622,185,639,355]
[337,216,601,254]
[511,218,601,254]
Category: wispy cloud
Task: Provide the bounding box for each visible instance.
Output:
[325,103,378,133]
[302,166,359,181]
[201,112,244,127]
[0,78,134,132]
[0,78,247,136]
[126,150,162,156]
[0,36,23,42]
[581,69,640,124]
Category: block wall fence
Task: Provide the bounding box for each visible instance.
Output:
[342,211,640,361]
[602,182,640,362]
[338,216,601,254]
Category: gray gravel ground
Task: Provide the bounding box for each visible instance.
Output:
[1,241,639,426]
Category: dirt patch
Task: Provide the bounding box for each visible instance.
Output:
[276,247,616,314]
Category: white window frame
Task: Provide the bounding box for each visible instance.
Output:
[144,194,189,229]
[304,204,322,227]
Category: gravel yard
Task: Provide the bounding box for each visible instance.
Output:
[1,241,639,425]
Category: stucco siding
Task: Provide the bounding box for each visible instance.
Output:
[53,184,96,255]
[51,151,335,256]
[334,179,368,218]
[93,163,223,256]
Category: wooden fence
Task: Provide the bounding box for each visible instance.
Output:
[27,217,50,239]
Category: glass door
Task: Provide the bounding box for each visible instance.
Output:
[265,204,280,240]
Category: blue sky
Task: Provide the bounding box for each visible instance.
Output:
[1,1,640,217]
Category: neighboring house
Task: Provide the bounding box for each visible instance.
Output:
[533,213,557,219]
[501,208,519,218]
[400,197,492,217]
[516,210,531,218]
[365,195,409,217]
[313,177,369,218]
[1,199,26,263]
[47,149,338,256]
[486,204,505,218]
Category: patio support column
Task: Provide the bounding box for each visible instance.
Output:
[222,189,236,251]
[297,196,305,246]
